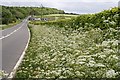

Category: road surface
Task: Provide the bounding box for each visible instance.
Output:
[0,18,30,75]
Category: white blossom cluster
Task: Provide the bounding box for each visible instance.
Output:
[106,69,119,78]
[103,14,118,27]
[16,23,119,78]
[0,70,8,79]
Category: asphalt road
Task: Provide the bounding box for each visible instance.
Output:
[0,18,30,75]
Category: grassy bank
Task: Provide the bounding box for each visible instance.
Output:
[1,20,21,30]
[15,24,119,78]
[35,14,78,21]
[36,14,78,17]
[15,7,119,78]
[44,14,78,17]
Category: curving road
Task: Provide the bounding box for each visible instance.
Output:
[0,17,30,76]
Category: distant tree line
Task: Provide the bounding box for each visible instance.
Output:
[1,5,65,24]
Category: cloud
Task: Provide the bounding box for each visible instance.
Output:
[1,0,119,2]
[55,2,117,14]
[1,0,118,14]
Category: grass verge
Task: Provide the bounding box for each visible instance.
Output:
[15,24,119,78]
[1,20,21,30]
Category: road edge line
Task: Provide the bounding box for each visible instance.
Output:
[7,24,31,79]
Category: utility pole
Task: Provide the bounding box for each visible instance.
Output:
[40,4,44,20]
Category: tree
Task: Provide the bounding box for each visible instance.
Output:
[2,7,12,24]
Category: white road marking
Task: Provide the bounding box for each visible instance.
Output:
[8,23,30,78]
[0,22,25,40]
[1,18,29,78]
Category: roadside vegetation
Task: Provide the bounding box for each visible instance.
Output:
[1,20,21,30]
[15,7,119,78]
[35,14,78,21]
[0,70,8,78]
[36,14,78,17]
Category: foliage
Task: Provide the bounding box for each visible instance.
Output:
[1,6,65,24]
[32,7,119,30]
[2,7,12,24]
[15,7,119,78]
[15,25,119,78]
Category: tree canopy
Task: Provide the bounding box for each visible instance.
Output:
[1,6,65,24]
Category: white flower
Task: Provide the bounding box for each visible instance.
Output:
[87,61,95,67]
[85,23,88,25]
[109,28,117,32]
[106,69,118,78]
[99,54,106,58]
[112,55,118,60]
[91,24,95,26]
[89,60,96,64]
[51,71,57,74]
[79,58,86,61]
[79,62,85,64]
[58,53,63,56]
[58,70,62,73]
[71,61,75,64]
[41,70,44,72]
[103,20,109,23]
[0,70,9,78]
[75,71,81,76]
[62,68,66,71]
[45,72,50,76]
[109,21,116,25]
[102,16,105,19]
[104,49,114,54]
[112,40,119,46]
[95,63,105,67]
[102,41,109,46]
[113,14,119,19]
[61,57,65,61]
[107,17,110,20]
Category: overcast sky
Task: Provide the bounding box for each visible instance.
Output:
[1,0,119,14]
